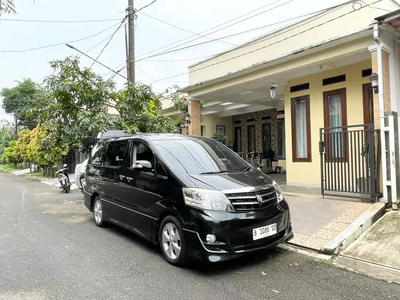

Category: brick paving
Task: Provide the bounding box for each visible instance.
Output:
[285,195,371,251]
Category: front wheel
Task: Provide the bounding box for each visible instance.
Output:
[159,216,186,267]
[93,196,106,227]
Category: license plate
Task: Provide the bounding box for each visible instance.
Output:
[253,223,277,241]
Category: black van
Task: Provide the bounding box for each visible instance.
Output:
[83,132,293,266]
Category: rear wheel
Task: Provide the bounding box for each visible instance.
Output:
[79,174,86,195]
[159,216,186,267]
[93,196,105,227]
[64,184,70,193]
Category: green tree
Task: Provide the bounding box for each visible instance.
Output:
[2,140,22,166]
[115,83,178,133]
[15,129,31,163]
[1,79,49,133]
[43,56,178,146]
[0,0,15,15]
[26,123,69,175]
[0,129,12,156]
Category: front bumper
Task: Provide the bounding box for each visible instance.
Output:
[182,200,293,262]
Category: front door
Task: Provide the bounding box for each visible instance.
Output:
[363,83,373,125]
[247,125,255,153]
[262,123,272,156]
[234,127,242,153]
[122,140,161,241]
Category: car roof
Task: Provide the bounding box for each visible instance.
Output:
[100,132,211,142]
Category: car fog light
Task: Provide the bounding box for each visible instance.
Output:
[206,234,216,243]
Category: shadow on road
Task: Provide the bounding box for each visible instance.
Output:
[188,248,282,275]
[99,220,284,274]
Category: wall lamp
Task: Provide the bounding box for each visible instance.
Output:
[369,72,379,94]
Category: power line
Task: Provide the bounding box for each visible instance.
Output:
[139,11,236,46]
[136,2,339,62]
[89,16,128,69]
[66,44,128,80]
[150,0,376,83]
[0,18,123,23]
[144,56,213,62]
[0,22,121,53]
[136,0,291,59]
[137,64,155,81]
[136,0,158,12]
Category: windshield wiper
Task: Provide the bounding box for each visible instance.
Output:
[199,170,232,175]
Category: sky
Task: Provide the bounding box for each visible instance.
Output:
[0,0,347,121]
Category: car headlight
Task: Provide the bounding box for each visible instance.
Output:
[183,188,234,212]
[272,180,284,202]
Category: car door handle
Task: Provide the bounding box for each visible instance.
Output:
[126,177,133,182]
[119,175,126,180]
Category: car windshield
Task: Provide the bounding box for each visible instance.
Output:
[153,138,250,175]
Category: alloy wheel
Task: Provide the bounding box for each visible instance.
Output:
[94,199,103,225]
[161,223,181,260]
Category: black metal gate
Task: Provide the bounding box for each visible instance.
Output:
[319,124,380,202]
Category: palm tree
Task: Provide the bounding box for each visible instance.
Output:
[0,0,16,16]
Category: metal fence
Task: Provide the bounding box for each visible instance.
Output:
[319,124,380,202]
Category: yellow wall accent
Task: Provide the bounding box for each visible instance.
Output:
[188,0,398,85]
[285,60,372,186]
[201,115,233,144]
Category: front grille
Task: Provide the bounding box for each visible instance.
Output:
[225,187,277,211]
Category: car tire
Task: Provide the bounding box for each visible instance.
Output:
[159,216,186,267]
[93,196,106,227]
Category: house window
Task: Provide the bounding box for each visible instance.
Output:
[291,95,311,162]
[323,88,347,160]
[201,126,205,136]
[247,125,255,153]
[277,119,286,159]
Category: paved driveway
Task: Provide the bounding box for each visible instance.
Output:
[1,171,399,300]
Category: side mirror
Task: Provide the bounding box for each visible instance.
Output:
[133,160,152,170]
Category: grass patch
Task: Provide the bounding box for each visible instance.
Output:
[323,258,334,267]
[0,163,21,172]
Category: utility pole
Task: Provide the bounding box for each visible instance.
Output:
[127,0,135,84]
[124,23,130,82]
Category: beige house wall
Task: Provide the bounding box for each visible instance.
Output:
[201,115,233,144]
[188,36,373,97]
[188,0,398,85]
[285,60,372,186]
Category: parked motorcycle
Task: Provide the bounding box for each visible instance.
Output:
[55,164,71,193]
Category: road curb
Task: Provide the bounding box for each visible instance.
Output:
[319,202,385,255]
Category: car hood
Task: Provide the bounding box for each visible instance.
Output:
[185,169,274,191]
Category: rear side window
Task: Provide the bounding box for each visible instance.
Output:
[104,140,129,167]
[89,141,108,166]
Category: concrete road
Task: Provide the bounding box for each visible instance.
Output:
[0,171,399,300]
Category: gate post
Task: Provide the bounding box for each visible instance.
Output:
[369,124,377,202]
[319,128,325,198]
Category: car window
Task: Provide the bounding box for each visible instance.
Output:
[132,142,155,173]
[89,141,108,166]
[154,138,249,175]
[155,156,167,177]
[104,140,129,167]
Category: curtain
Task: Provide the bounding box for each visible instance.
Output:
[295,101,307,158]
[328,95,343,158]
